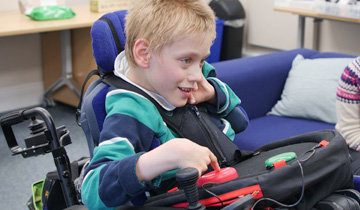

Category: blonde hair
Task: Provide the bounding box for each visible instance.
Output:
[125,0,216,68]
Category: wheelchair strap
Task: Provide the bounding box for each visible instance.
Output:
[76,69,101,126]
[102,73,245,167]
[76,14,125,126]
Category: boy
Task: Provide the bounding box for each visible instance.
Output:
[81,0,246,209]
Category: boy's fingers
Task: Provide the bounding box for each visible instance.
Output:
[210,153,220,171]
[188,92,196,104]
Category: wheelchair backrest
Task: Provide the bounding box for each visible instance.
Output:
[80,10,127,157]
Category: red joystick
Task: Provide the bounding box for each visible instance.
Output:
[197,167,238,187]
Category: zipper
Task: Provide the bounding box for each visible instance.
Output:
[189,105,227,166]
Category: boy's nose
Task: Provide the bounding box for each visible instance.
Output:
[187,66,203,82]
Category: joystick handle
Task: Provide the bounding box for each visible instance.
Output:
[176,168,205,210]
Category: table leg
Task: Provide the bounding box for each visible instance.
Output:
[312,18,322,51]
[297,15,305,48]
[43,29,81,105]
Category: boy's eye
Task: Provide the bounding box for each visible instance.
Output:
[182,58,192,64]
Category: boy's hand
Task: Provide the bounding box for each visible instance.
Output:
[136,138,220,182]
[188,75,216,105]
[170,138,220,175]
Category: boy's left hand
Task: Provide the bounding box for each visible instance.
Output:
[188,75,216,105]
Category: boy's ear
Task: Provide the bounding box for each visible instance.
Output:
[133,38,151,68]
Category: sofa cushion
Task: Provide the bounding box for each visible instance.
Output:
[234,115,334,151]
[268,55,354,124]
[214,48,319,120]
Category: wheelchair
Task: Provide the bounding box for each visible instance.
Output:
[1,107,252,210]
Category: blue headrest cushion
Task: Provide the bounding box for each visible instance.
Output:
[91,10,127,73]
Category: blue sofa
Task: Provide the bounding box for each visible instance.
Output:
[212,48,356,151]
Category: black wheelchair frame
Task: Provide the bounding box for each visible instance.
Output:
[1,107,79,208]
[1,107,240,210]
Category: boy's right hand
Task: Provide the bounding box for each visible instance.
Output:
[169,138,220,174]
[136,138,220,182]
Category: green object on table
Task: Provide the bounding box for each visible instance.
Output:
[27,5,75,21]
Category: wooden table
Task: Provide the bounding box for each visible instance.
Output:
[274,7,360,49]
[0,5,110,37]
[0,5,122,106]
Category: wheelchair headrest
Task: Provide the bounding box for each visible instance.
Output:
[90,10,127,73]
[80,10,127,156]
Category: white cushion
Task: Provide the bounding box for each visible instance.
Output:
[268,54,353,124]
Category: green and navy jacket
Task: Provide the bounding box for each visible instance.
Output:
[81,52,243,210]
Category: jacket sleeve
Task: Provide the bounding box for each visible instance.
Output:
[202,62,249,134]
[81,90,174,209]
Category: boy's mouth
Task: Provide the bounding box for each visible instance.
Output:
[179,87,192,92]
[178,87,193,98]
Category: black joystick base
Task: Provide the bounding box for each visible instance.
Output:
[176,168,205,210]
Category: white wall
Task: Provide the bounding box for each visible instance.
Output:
[318,20,360,54]
[0,34,43,112]
[0,0,359,112]
[241,0,360,56]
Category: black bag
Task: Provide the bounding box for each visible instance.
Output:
[26,158,90,210]
[144,130,354,210]
[26,171,67,210]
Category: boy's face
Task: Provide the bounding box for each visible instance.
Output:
[144,32,213,107]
